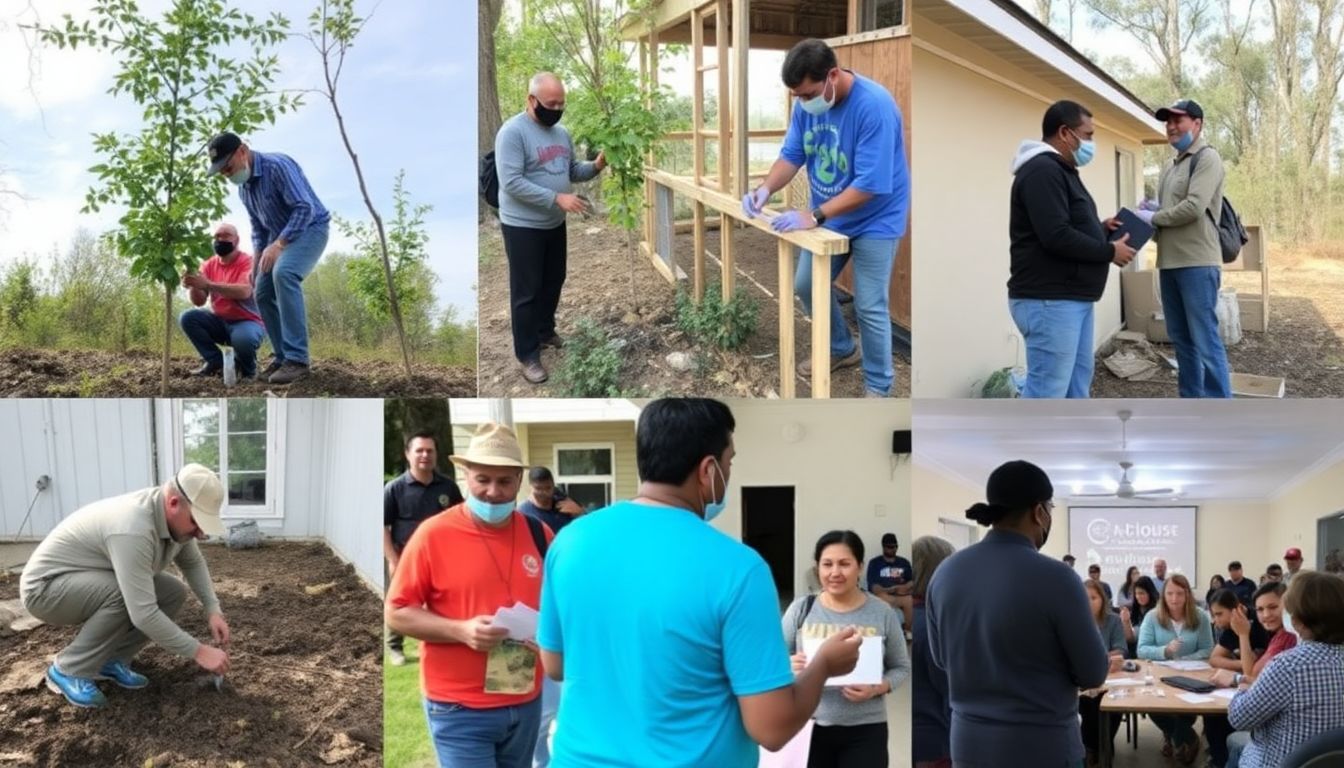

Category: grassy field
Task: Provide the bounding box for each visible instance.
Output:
[385,638,436,768]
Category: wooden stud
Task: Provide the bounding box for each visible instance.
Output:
[810,250,831,398]
[694,203,707,301]
[717,0,732,299]
[778,239,796,398]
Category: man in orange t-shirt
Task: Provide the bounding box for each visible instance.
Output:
[179,223,266,379]
[386,422,553,768]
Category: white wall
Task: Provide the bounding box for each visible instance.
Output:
[0,399,154,538]
[1272,455,1344,570]
[316,399,384,590]
[714,400,913,598]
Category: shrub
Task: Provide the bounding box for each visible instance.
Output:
[554,317,622,397]
[675,281,760,351]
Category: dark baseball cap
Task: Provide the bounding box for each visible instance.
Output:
[207,132,243,174]
[881,533,898,547]
[1155,99,1203,122]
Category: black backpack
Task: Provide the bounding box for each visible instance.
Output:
[1187,147,1248,263]
[522,512,548,558]
[794,593,817,634]
[479,150,500,209]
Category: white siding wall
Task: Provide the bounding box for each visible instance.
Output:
[315,399,384,590]
[0,400,155,538]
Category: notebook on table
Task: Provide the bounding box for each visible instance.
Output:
[1162,675,1217,694]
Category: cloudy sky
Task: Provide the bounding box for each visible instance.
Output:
[0,0,476,317]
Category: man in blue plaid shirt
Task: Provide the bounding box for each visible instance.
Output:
[207,131,330,385]
[1225,571,1344,767]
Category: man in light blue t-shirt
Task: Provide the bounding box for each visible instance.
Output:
[743,38,910,398]
[537,398,862,767]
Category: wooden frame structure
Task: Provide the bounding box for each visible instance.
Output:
[625,0,909,398]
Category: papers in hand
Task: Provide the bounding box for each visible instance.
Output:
[1177,692,1216,704]
[491,602,539,641]
[801,635,884,686]
[1157,660,1212,672]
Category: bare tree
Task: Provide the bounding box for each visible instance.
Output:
[480,0,505,223]
[1087,0,1215,96]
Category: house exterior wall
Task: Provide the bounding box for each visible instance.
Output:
[910,32,1144,397]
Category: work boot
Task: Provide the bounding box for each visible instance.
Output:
[521,359,548,384]
[540,333,565,350]
[95,659,149,689]
[268,361,310,385]
[190,362,222,377]
[260,359,284,378]
[45,665,107,708]
[798,347,862,377]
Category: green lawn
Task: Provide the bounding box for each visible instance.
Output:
[385,638,436,768]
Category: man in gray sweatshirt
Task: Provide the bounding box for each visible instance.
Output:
[494,72,607,384]
[19,464,233,708]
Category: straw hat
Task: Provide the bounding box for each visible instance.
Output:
[449,423,524,468]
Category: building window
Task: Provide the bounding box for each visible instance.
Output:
[553,444,615,512]
[860,0,904,31]
[178,398,284,518]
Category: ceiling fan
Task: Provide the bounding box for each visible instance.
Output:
[1072,411,1178,499]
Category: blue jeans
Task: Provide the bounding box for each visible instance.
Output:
[423,696,541,768]
[1008,298,1094,398]
[796,236,898,395]
[1225,731,1250,768]
[1160,266,1232,398]
[254,221,328,366]
[178,308,265,377]
[533,676,560,768]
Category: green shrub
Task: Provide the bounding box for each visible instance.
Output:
[554,317,622,397]
[675,281,760,351]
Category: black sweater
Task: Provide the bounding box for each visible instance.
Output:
[1008,151,1115,302]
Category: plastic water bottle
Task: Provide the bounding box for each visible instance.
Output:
[222,348,237,387]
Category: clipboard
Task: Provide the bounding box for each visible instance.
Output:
[1108,207,1155,252]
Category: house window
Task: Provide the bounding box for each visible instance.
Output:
[1116,148,1136,211]
[179,398,284,518]
[859,0,904,31]
[553,444,615,512]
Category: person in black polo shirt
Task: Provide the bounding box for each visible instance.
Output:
[382,429,463,666]
[1226,561,1256,607]
[518,467,583,536]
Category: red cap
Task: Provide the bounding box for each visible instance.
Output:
[1284,547,1303,560]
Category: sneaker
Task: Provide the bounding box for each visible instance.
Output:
[46,665,107,708]
[520,359,548,384]
[540,334,565,350]
[190,362,223,377]
[388,648,407,666]
[797,347,862,377]
[268,361,310,385]
[95,659,149,689]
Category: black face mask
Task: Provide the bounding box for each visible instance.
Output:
[533,99,564,127]
[213,240,235,256]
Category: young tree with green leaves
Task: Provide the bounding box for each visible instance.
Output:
[305,0,415,378]
[33,0,297,395]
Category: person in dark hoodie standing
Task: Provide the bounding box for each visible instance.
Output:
[926,460,1112,767]
[1008,100,1136,398]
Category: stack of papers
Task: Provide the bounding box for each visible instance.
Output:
[1104,677,1146,686]
[1178,693,1215,704]
[1157,660,1212,672]
[1212,689,1240,700]
[801,635,884,686]
[491,602,539,641]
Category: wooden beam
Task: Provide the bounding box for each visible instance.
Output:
[823,25,912,47]
[732,0,749,198]
[809,249,831,398]
[661,128,789,140]
[693,203,707,300]
[617,0,716,41]
[847,0,860,35]
[649,170,849,255]
[778,239,796,398]
[717,0,733,298]
[692,8,706,187]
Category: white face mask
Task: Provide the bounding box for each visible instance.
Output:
[799,72,837,116]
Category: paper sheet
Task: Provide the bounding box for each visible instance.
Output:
[491,601,539,641]
[1104,677,1146,687]
[1211,689,1240,700]
[801,635,884,687]
[1177,693,1215,704]
[1157,660,1212,671]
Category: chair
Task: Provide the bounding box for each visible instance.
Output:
[1282,726,1344,768]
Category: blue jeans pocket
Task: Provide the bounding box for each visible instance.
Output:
[425,699,464,718]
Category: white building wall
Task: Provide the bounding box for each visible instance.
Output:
[316,399,384,590]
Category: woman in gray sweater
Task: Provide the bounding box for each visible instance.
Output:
[1079,577,1128,765]
[782,530,912,767]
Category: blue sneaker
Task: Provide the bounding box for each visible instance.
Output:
[95,659,149,689]
[45,665,107,708]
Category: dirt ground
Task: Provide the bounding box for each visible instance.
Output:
[0,348,475,398]
[1092,246,1344,397]
[0,542,381,767]
[477,219,912,398]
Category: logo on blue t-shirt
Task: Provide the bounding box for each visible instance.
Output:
[802,124,851,196]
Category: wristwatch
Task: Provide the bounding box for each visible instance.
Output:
[1233,673,1244,686]
[811,207,827,226]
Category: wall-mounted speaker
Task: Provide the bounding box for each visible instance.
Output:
[892,430,912,455]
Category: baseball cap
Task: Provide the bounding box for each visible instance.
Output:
[207,132,243,175]
[1155,99,1204,122]
[1285,547,1303,561]
[175,463,225,537]
[881,533,898,547]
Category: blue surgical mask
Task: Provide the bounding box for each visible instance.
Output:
[1173,131,1195,152]
[1070,130,1095,167]
[467,493,515,525]
[227,160,251,186]
[799,73,837,116]
[702,457,728,522]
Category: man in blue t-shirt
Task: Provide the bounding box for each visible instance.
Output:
[867,532,914,633]
[742,38,910,397]
[537,398,862,767]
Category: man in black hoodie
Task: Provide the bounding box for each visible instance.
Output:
[1008,100,1136,398]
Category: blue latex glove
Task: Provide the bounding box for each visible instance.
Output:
[771,209,812,233]
[742,186,770,219]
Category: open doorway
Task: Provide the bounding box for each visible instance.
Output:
[1317,510,1344,572]
[742,486,796,607]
